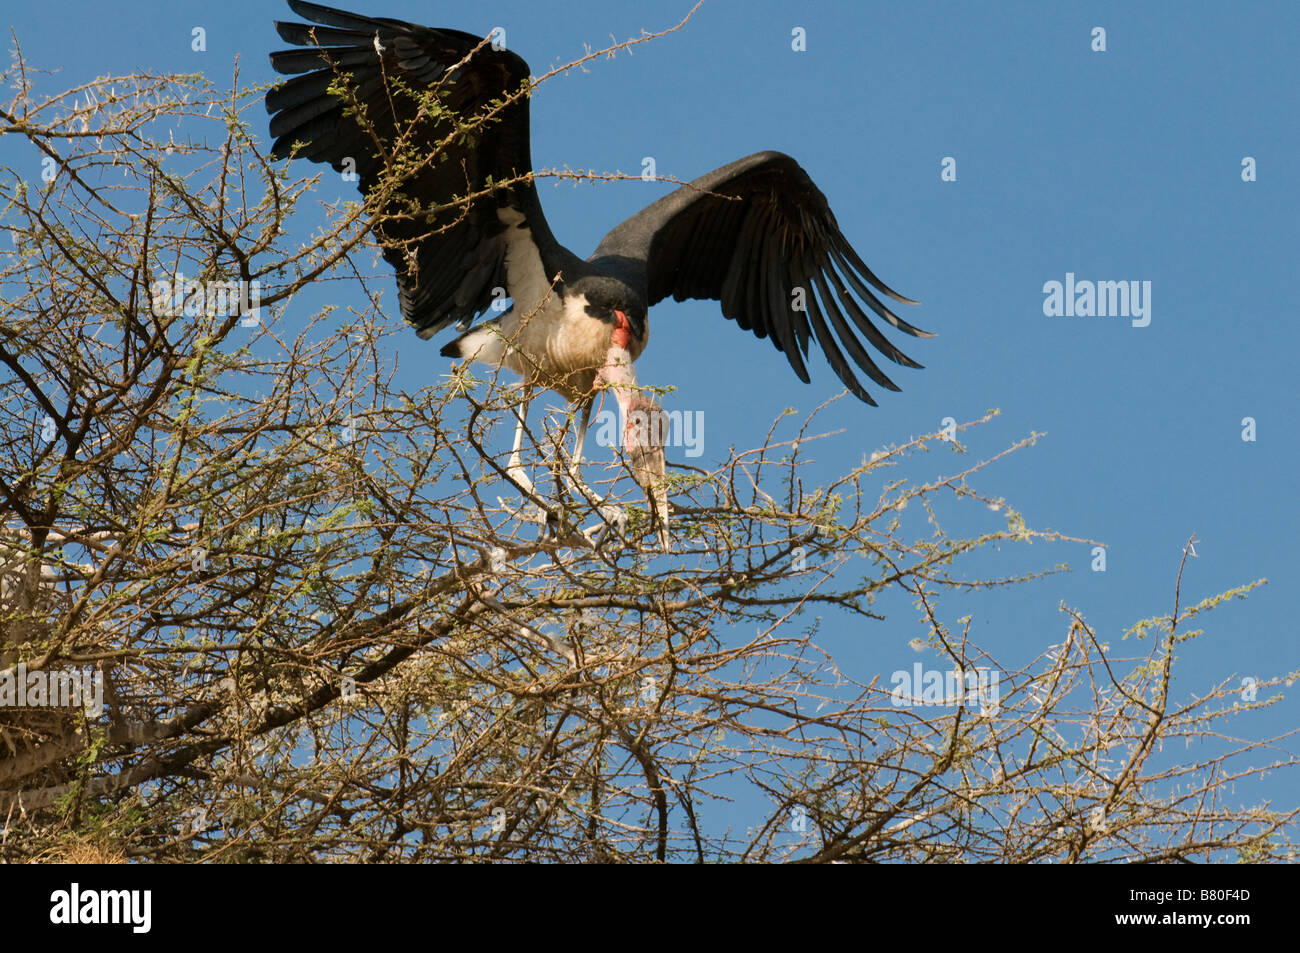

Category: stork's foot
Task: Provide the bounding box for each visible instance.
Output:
[498,451,564,537]
[579,503,671,552]
[580,503,629,549]
[496,493,561,537]
[498,443,618,544]
[556,446,632,550]
[561,469,627,549]
[558,444,672,552]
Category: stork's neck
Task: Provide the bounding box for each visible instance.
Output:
[596,344,641,414]
[597,344,664,450]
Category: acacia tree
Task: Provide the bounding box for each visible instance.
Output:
[0,24,1295,863]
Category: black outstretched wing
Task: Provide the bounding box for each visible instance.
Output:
[267,0,567,337]
[593,151,931,405]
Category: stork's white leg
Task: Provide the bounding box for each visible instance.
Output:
[496,387,550,528]
[561,399,594,491]
[559,399,627,548]
[571,399,591,466]
[506,393,533,497]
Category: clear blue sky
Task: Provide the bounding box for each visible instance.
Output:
[6,0,1297,843]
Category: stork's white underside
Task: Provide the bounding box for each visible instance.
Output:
[450,208,645,399]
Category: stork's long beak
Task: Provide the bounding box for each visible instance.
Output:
[627,420,670,550]
[597,343,671,550]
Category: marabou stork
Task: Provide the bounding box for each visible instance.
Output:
[266,0,931,548]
